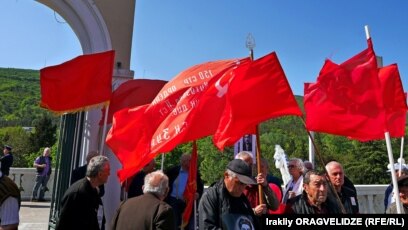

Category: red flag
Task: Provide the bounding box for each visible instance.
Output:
[40,50,115,113]
[378,64,407,139]
[99,79,167,125]
[182,142,198,228]
[304,39,407,141]
[106,57,250,182]
[213,52,303,149]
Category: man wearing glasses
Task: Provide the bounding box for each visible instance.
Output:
[199,159,261,230]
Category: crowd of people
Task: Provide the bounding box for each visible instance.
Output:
[1,145,407,229]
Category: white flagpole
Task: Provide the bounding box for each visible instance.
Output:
[193,199,197,230]
[308,131,315,166]
[368,24,403,214]
[385,132,402,213]
[161,153,165,170]
[399,137,405,177]
[99,104,110,154]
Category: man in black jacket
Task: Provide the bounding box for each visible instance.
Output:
[326,161,359,214]
[285,170,340,214]
[0,145,13,176]
[199,159,260,230]
[56,155,110,230]
[71,151,105,197]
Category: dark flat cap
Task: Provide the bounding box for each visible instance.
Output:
[4,145,12,151]
[227,159,256,185]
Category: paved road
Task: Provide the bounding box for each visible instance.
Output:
[20,201,51,230]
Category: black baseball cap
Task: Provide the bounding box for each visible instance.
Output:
[227,159,256,185]
[4,145,12,151]
[398,175,408,187]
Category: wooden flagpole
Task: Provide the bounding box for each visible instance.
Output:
[246,33,264,205]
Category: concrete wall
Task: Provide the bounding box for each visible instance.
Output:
[9,168,56,201]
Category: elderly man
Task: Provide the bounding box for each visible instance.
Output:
[199,159,260,230]
[71,151,105,197]
[32,147,52,202]
[386,175,408,214]
[112,170,175,229]
[56,155,110,230]
[284,170,340,214]
[325,161,359,214]
[235,151,279,216]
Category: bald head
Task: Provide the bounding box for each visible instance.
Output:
[235,151,254,166]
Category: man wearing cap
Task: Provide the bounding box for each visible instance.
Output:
[386,175,408,214]
[198,159,260,230]
[0,145,13,176]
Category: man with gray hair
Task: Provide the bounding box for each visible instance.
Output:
[56,155,110,230]
[112,170,176,230]
[199,159,260,230]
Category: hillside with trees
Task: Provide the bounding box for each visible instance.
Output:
[0,67,58,167]
[0,67,406,185]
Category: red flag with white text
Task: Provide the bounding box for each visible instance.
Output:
[106,58,250,182]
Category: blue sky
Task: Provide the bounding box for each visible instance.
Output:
[1,1,408,96]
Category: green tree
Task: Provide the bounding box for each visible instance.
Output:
[0,126,32,167]
[29,115,57,153]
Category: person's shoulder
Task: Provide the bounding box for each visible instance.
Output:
[386,202,397,214]
[342,185,357,196]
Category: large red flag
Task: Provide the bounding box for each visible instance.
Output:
[99,79,167,125]
[182,141,198,229]
[106,57,250,182]
[40,50,115,114]
[304,39,407,141]
[213,52,303,150]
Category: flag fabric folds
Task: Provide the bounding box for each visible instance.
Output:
[40,50,115,114]
[107,53,302,182]
[106,58,251,182]
[304,39,407,141]
[99,79,167,125]
[213,52,303,149]
[182,141,198,228]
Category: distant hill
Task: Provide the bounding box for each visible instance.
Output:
[0,67,54,127]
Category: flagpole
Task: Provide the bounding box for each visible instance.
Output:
[301,118,346,213]
[385,132,402,213]
[308,131,315,166]
[399,95,407,177]
[246,33,264,205]
[366,24,402,214]
[161,153,165,171]
[399,137,404,177]
[99,104,110,154]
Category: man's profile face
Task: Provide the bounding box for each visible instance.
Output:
[224,172,247,197]
[99,162,111,184]
[304,174,327,205]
